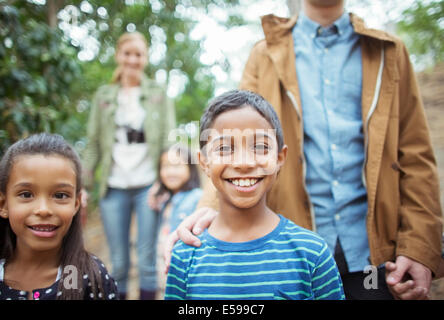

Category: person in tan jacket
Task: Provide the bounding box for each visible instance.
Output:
[164,0,443,299]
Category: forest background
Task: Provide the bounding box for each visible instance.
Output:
[0,0,443,202]
[1,0,444,299]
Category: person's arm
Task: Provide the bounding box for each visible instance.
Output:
[195,178,218,210]
[147,181,170,212]
[167,178,219,248]
[386,41,443,298]
[163,206,218,274]
[88,255,119,300]
[312,243,345,300]
[239,41,262,92]
[79,89,103,220]
[164,243,189,300]
[82,88,102,191]
[161,94,177,148]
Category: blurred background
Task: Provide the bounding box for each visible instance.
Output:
[1,0,443,299]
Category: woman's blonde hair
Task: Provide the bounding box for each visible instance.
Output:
[111,31,149,83]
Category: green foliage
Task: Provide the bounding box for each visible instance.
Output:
[65,0,243,126]
[0,2,83,153]
[0,0,245,156]
[397,0,444,67]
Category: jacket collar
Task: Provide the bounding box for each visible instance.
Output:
[104,73,155,110]
[295,11,352,38]
[262,13,399,215]
[261,12,396,45]
[109,73,155,91]
[260,12,398,120]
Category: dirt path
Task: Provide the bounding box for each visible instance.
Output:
[83,213,141,300]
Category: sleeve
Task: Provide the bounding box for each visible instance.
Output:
[161,91,177,148]
[82,89,102,190]
[85,256,119,300]
[311,243,345,300]
[196,177,219,211]
[239,41,263,92]
[394,41,443,274]
[99,263,119,300]
[170,189,203,232]
[164,243,189,300]
[189,189,203,210]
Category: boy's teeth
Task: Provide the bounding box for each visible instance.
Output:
[230,178,258,187]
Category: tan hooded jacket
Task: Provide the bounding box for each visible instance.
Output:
[197,13,443,274]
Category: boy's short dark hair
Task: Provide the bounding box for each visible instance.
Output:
[199,90,284,151]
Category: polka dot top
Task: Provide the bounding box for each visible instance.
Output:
[0,256,118,300]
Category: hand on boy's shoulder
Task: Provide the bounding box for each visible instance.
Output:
[173,233,206,252]
[167,234,205,278]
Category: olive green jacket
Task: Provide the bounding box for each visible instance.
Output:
[83,75,176,198]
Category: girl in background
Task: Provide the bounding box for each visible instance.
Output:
[82,31,176,300]
[148,145,202,298]
[0,133,118,300]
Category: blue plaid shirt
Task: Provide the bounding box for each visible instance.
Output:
[292,12,369,272]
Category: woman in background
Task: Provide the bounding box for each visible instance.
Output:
[82,31,176,300]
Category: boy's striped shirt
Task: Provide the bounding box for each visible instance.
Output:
[165,215,345,300]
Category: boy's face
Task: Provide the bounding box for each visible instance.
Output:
[0,155,80,254]
[199,106,287,210]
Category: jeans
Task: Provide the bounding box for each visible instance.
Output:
[99,185,159,294]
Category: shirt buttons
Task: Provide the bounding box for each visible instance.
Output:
[335,214,341,221]
[333,180,339,186]
[324,78,331,85]
[331,144,337,150]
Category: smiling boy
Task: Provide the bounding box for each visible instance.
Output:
[164,90,344,300]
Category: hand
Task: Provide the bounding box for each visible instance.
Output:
[163,207,218,274]
[385,255,432,300]
[147,181,170,211]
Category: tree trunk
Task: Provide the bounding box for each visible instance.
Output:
[47,0,64,29]
[287,0,302,16]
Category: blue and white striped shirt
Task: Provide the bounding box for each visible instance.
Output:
[165,215,345,300]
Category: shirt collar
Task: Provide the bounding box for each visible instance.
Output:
[333,11,352,36]
[296,11,352,38]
